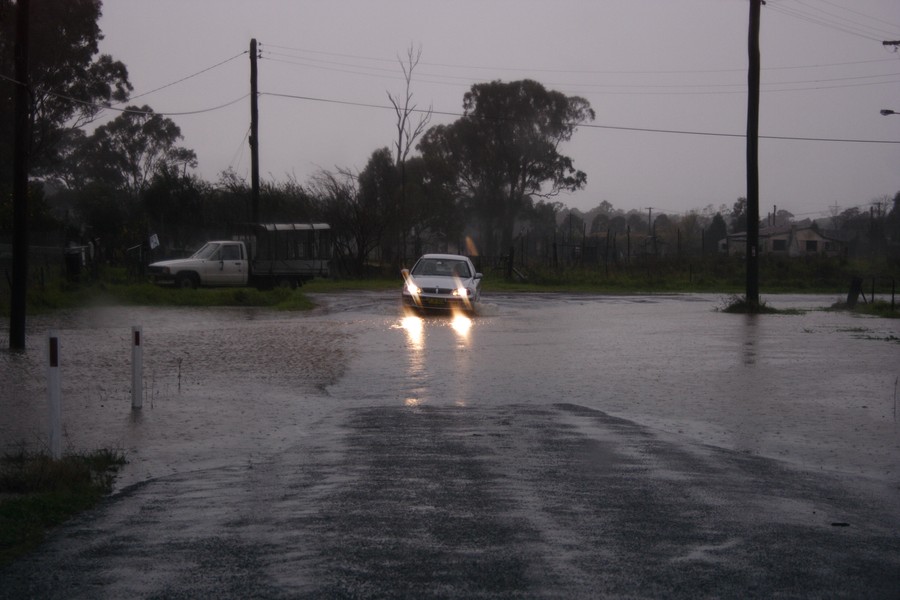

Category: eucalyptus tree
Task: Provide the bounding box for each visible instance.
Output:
[418,79,594,257]
[68,105,196,199]
[705,213,728,254]
[2,0,130,350]
[0,0,131,185]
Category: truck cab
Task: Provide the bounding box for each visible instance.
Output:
[148,223,331,289]
[149,241,249,288]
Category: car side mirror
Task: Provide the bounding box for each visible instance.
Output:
[474,272,483,279]
[401,268,410,279]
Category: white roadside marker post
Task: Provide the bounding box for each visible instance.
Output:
[47,331,62,460]
[132,326,143,409]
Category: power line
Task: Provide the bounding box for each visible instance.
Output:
[1,52,250,117]
[817,0,900,31]
[261,46,900,97]
[262,55,900,98]
[768,1,898,41]
[260,91,900,145]
[560,71,900,94]
[788,0,900,39]
[5,66,897,140]
[124,50,248,103]
[51,92,250,117]
[228,125,252,173]
[264,41,898,77]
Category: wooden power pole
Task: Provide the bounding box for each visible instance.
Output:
[746,0,762,309]
[250,38,260,223]
[9,0,30,350]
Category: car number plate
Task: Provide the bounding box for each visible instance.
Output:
[424,297,446,306]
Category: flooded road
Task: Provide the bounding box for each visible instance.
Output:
[2,292,899,597]
[3,292,899,483]
[328,292,900,480]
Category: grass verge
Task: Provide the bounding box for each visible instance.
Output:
[828,300,900,319]
[2,260,897,316]
[0,449,126,567]
[2,280,316,314]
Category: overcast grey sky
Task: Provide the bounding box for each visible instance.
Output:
[97,0,900,220]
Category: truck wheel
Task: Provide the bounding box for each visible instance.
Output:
[276,276,297,290]
[176,273,198,289]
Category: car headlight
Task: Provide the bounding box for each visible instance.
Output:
[406,281,421,295]
[453,287,469,298]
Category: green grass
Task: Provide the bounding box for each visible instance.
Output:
[827,300,900,319]
[2,256,898,316]
[0,449,127,566]
[302,277,398,292]
[104,282,317,310]
[0,278,317,314]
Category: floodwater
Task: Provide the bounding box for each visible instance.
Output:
[1,292,898,490]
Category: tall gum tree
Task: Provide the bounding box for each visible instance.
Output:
[0,0,131,185]
[69,105,197,199]
[419,79,594,257]
[1,0,130,350]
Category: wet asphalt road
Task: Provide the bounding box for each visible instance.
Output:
[2,292,900,598]
[3,402,899,598]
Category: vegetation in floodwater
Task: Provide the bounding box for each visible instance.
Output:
[828,300,899,319]
[0,449,127,566]
[716,295,783,314]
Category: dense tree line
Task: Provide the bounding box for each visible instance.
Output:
[2,0,898,281]
[549,190,900,264]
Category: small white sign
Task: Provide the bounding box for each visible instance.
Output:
[149,234,160,250]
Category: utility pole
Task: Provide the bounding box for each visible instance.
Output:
[249,38,260,223]
[746,0,762,310]
[9,0,30,351]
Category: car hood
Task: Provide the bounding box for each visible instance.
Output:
[148,257,204,269]
[407,274,475,290]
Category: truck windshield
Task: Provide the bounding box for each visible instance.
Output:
[191,243,221,260]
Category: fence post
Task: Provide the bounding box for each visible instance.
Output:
[846,277,863,308]
[132,326,143,409]
[626,226,631,264]
[47,331,61,460]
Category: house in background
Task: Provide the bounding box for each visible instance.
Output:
[724,223,848,257]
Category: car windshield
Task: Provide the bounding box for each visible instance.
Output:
[411,258,470,278]
[191,242,221,260]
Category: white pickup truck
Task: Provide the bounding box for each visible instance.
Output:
[148,223,331,289]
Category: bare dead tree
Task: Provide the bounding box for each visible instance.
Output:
[387,44,432,265]
[388,44,432,166]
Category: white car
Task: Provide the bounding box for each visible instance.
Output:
[401,253,483,313]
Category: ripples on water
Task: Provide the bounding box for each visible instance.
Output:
[2,293,898,484]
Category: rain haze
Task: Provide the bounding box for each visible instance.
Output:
[96,0,900,221]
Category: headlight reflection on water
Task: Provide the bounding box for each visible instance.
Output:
[398,312,473,345]
[394,311,475,409]
[400,315,424,348]
[450,312,472,337]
